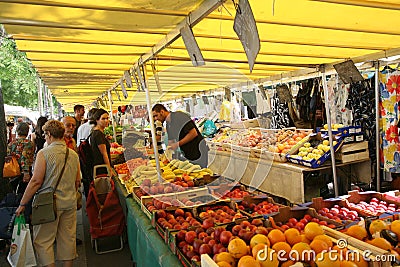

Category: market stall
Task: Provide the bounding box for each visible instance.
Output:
[208,149,371,204]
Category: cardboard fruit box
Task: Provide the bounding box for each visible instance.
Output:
[300,196,362,226]
[344,190,400,218]
[317,125,362,137]
[266,206,345,230]
[382,190,400,204]
[286,132,342,168]
[237,195,286,218]
[208,182,252,201]
[194,200,248,226]
[141,192,182,219]
[151,207,199,243]
[175,187,219,208]
[176,246,201,267]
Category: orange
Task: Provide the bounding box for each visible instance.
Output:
[366,237,392,250]
[340,261,358,267]
[214,252,235,266]
[271,242,291,260]
[352,257,368,267]
[217,262,232,267]
[280,260,296,267]
[313,234,333,248]
[390,220,400,239]
[256,248,279,267]
[310,239,329,254]
[284,228,302,246]
[346,225,367,240]
[304,222,324,240]
[315,251,341,267]
[300,234,311,244]
[237,255,260,267]
[267,229,286,245]
[252,243,268,258]
[228,238,248,259]
[250,234,270,249]
[290,242,312,262]
[369,220,388,235]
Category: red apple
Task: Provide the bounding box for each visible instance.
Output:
[220,231,233,246]
[251,218,263,226]
[232,225,242,236]
[193,238,204,253]
[176,230,187,242]
[185,231,197,244]
[199,244,212,255]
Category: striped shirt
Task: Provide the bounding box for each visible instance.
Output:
[40,141,79,210]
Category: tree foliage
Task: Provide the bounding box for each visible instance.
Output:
[0,37,38,108]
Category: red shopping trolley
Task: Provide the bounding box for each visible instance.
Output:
[86,165,125,254]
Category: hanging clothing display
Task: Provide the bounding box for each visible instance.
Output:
[242,90,257,119]
[326,76,352,125]
[256,88,270,115]
[380,74,400,172]
[347,77,377,164]
[271,89,295,129]
[230,96,241,123]
[296,79,313,122]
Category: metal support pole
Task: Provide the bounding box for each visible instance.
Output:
[37,77,44,116]
[107,90,117,143]
[141,79,162,182]
[50,93,54,119]
[375,61,381,191]
[321,69,339,197]
[43,85,48,116]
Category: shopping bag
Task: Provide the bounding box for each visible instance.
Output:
[7,215,37,267]
[3,155,21,179]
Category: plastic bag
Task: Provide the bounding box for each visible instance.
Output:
[202,120,217,137]
[7,215,37,267]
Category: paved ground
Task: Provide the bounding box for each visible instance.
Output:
[0,196,132,267]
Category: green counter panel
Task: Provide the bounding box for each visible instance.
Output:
[126,198,182,267]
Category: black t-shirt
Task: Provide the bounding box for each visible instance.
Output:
[166,111,204,161]
[73,117,82,141]
[90,129,111,167]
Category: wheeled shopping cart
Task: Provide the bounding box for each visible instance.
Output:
[86,165,125,254]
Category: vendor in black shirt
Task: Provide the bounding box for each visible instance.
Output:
[152,104,209,168]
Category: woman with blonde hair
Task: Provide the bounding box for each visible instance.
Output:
[16,120,81,267]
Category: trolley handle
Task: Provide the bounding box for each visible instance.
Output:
[93,164,111,179]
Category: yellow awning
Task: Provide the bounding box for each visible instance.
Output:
[1,0,400,110]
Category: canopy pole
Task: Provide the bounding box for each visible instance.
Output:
[321,68,339,197]
[107,90,117,143]
[139,74,162,182]
[375,61,381,191]
[48,89,54,119]
[37,77,44,116]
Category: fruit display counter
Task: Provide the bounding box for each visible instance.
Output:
[116,173,400,267]
[208,149,371,204]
